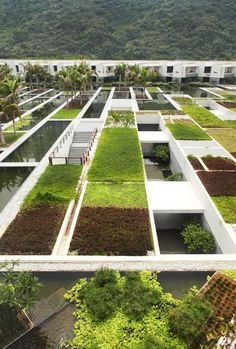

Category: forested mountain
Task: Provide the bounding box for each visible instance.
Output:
[0,0,236,60]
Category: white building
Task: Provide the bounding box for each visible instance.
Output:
[0,59,236,83]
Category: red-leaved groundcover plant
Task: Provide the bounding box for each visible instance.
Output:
[202,156,236,171]
[0,204,66,255]
[197,171,236,196]
[70,207,152,256]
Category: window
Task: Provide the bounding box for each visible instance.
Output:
[15,65,19,73]
[53,65,58,72]
[91,65,96,70]
[167,66,173,73]
[204,66,212,74]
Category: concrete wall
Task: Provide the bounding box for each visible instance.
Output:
[154,213,202,230]
[160,117,236,254]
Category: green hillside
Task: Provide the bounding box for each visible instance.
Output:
[0,0,235,59]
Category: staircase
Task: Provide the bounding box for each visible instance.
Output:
[67,131,93,164]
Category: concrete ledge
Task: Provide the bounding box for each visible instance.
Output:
[0,255,235,272]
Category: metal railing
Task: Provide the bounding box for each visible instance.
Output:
[48,128,98,165]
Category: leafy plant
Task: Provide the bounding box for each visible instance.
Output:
[169,287,212,343]
[166,172,183,181]
[181,222,216,254]
[0,261,42,311]
[122,271,162,320]
[153,144,170,164]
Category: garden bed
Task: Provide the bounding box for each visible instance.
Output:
[67,98,90,109]
[51,108,81,119]
[199,272,236,340]
[219,101,236,109]
[212,196,236,224]
[202,156,236,171]
[88,128,144,182]
[182,104,227,128]
[197,171,236,196]
[207,128,236,154]
[83,183,147,208]
[69,207,152,255]
[0,132,25,147]
[188,156,204,170]
[0,204,66,255]
[167,124,210,140]
[0,165,82,255]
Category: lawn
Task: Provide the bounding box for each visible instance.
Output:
[225,94,236,103]
[0,132,24,147]
[51,108,81,119]
[147,86,158,93]
[227,120,236,129]
[88,128,144,182]
[83,183,147,208]
[5,116,32,132]
[182,105,227,128]
[167,124,211,140]
[212,196,236,224]
[23,164,82,208]
[207,128,236,152]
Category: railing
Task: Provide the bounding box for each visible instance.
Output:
[82,128,98,163]
[49,124,74,160]
[49,156,83,165]
[48,128,98,165]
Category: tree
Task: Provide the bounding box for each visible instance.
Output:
[114,63,129,88]
[57,62,92,106]
[57,67,72,107]
[0,76,22,132]
[0,100,6,144]
[0,63,12,81]
[24,62,51,90]
[0,261,42,311]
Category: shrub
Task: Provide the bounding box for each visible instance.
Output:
[153,144,170,164]
[169,287,212,343]
[122,271,162,320]
[181,222,216,254]
[166,172,183,181]
[107,111,134,127]
[79,269,121,321]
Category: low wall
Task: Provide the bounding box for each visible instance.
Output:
[159,117,236,254]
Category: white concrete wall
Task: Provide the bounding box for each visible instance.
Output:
[160,117,236,254]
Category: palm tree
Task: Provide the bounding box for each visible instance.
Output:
[127,64,141,86]
[24,62,50,90]
[24,62,35,90]
[0,101,6,144]
[0,76,22,131]
[114,63,128,88]
[2,102,20,134]
[0,64,12,81]
[57,68,72,107]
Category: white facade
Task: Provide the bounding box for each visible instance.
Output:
[1,59,236,83]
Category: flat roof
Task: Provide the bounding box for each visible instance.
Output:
[138,131,169,143]
[146,181,204,213]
